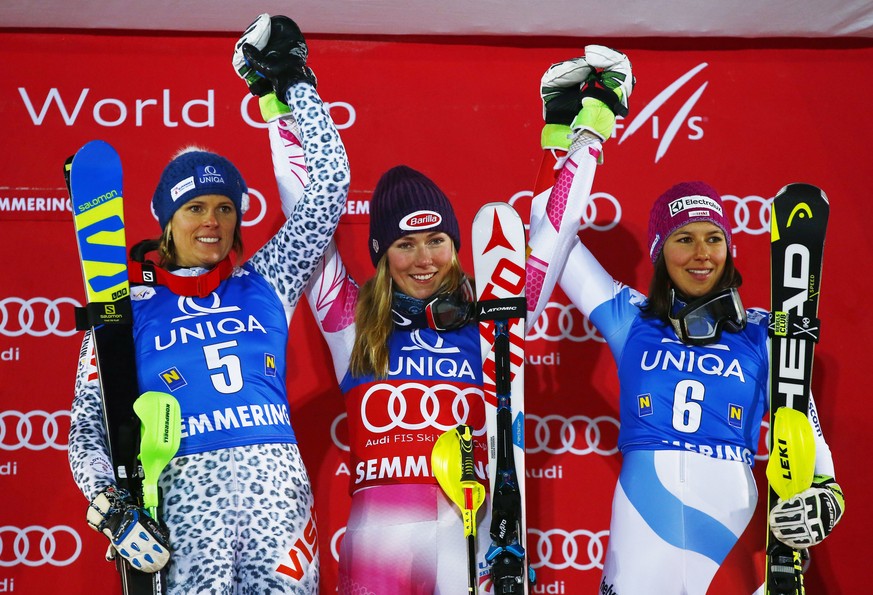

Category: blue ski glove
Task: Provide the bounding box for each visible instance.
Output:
[769,475,845,548]
[540,45,634,151]
[86,485,171,573]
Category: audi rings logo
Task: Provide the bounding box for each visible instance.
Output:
[0,525,82,567]
[578,193,622,232]
[242,187,268,228]
[331,413,349,452]
[0,410,70,451]
[722,194,772,236]
[330,527,345,562]
[756,418,771,463]
[361,383,486,435]
[508,191,622,232]
[0,297,81,337]
[530,527,609,571]
[528,302,604,343]
[528,414,619,456]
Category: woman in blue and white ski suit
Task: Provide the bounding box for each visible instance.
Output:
[68,45,350,593]
[530,56,845,594]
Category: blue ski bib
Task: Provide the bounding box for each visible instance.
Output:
[132,264,296,456]
[590,286,770,465]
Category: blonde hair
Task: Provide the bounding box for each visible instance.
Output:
[349,249,466,378]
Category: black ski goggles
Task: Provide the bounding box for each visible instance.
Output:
[669,287,747,346]
[425,278,475,332]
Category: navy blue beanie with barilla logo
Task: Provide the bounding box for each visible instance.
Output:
[368,165,461,266]
[151,148,247,230]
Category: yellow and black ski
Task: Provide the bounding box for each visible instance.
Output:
[765,183,829,595]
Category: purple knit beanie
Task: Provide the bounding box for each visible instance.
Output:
[368,165,461,266]
[152,149,247,230]
[647,181,732,263]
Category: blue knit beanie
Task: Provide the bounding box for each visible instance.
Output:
[368,165,461,266]
[152,149,247,229]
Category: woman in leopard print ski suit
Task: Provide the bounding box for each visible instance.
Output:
[68,72,349,593]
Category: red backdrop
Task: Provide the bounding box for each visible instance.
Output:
[1,31,871,594]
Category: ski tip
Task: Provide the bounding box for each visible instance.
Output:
[774,182,829,205]
[474,201,522,221]
[69,140,124,214]
[770,182,829,243]
[70,140,121,172]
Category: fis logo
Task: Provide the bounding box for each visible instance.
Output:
[619,63,709,163]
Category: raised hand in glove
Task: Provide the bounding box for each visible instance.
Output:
[237,14,316,104]
[540,45,634,150]
[233,13,274,96]
[583,45,634,117]
[86,485,171,573]
[770,475,845,549]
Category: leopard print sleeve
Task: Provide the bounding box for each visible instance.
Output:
[68,330,116,501]
[248,82,350,312]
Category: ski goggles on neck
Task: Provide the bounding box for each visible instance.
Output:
[669,287,747,346]
[425,277,475,332]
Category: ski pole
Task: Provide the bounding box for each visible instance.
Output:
[433,424,486,594]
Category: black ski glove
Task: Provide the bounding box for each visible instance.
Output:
[241,15,316,101]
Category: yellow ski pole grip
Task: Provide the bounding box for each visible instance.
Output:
[766,406,816,501]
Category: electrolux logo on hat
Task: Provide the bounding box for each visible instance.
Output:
[400,210,442,231]
[170,176,196,202]
[668,195,723,217]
